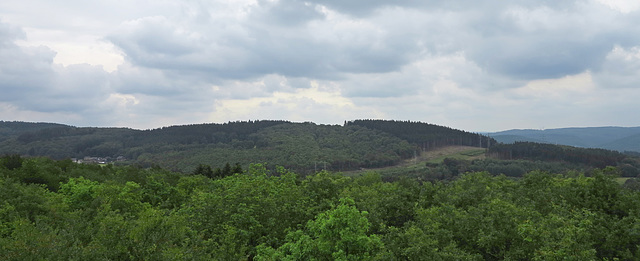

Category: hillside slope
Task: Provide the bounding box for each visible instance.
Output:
[134,122,416,173]
[0,121,70,142]
[347,120,495,149]
[0,120,496,173]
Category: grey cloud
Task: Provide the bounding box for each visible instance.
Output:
[309,0,579,17]
[46,64,111,111]
[417,1,639,82]
[108,16,261,80]
[0,44,55,96]
[244,31,415,79]
[0,20,112,114]
[251,0,325,26]
[104,0,640,91]
[0,20,25,46]
[112,64,196,96]
[310,0,415,16]
[339,69,431,98]
[108,6,419,82]
[435,1,640,81]
[594,46,640,89]
[108,17,201,66]
[0,21,56,101]
[468,4,636,80]
[469,37,613,80]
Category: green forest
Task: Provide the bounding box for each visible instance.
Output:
[3,120,640,260]
[3,120,639,175]
[2,155,640,260]
[0,120,491,174]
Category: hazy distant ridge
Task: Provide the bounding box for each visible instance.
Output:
[489,126,640,152]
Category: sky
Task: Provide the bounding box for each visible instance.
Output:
[1,0,640,132]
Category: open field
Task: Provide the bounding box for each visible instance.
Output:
[616,177,631,185]
[345,146,486,176]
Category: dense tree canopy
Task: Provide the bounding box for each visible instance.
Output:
[2,156,640,260]
[489,142,637,172]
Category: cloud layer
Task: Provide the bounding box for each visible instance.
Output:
[1,0,640,131]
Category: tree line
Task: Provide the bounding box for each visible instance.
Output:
[489,142,634,169]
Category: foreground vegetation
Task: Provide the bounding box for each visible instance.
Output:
[2,156,640,260]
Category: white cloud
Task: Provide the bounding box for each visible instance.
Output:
[596,0,640,13]
[210,81,383,124]
[594,45,640,89]
[510,72,596,101]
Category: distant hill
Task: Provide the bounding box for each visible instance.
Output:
[0,121,70,142]
[489,127,640,153]
[483,134,546,144]
[604,133,640,153]
[0,120,491,173]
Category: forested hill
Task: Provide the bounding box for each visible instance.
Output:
[0,120,492,173]
[347,120,496,149]
[0,121,70,142]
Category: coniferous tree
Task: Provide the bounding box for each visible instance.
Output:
[222,162,232,177]
[232,163,243,174]
[1,154,23,170]
[193,164,214,178]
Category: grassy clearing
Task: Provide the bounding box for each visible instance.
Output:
[424,147,486,164]
[345,146,486,176]
[616,177,630,185]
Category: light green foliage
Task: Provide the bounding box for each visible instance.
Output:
[518,210,598,260]
[183,163,309,259]
[342,172,420,232]
[0,218,63,260]
[97,181,149,217]
[302,170,353,215]
[140,172,181,208]
[125,208,197,260]
[0,177,75,260]
[59,177,100,210]
[386,170,640,260]
[0,176,52,222]
[435,172,517,209]
[256,197,385,261]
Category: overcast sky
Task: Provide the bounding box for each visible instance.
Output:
[1,0,640,131]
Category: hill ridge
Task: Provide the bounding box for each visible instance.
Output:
[489,126,640,152]
[0,119,491,173]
